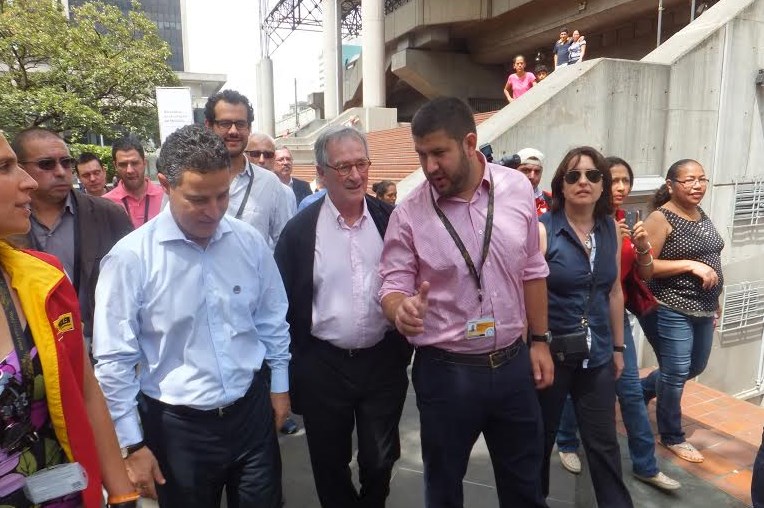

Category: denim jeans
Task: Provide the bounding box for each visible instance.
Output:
[556,313,660,476]
[640,305,714,445]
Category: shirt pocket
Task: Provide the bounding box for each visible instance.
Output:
[228,291,256,336]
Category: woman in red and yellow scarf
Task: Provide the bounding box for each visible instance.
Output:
[0,132,137,508]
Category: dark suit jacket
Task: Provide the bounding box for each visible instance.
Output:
[291,178,313,205]
[274,194,412,413]
[19,191,133,337]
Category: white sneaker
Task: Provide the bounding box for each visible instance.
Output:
[558,451,582,474]
[634,471,682,491]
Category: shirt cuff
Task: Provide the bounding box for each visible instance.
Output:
[269,366,289,393]
[115,408,143,448]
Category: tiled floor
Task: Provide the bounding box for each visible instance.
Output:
[639,369,764,506]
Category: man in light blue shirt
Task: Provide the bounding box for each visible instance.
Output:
[93,124,291,507]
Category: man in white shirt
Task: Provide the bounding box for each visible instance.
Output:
[245,132,297,216]
[204,90,293,246]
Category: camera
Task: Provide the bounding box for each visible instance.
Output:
[500,154,521,169]
[479,143,494,163]
[0,374,34,453]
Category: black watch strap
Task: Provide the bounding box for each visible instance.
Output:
[613,345,626,352]
[125,441,146,456]
[530,331,552,343]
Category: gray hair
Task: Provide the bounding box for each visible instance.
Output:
[157,124,230,187]
[314,125,369,168]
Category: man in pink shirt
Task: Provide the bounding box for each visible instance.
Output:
[379,97,553,508]
[503,55,536,103]
[103,135,163,228]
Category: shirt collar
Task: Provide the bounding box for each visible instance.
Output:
[154,207,232,246]
[324,194,370,228]
[63,191,76,215]
[111,178,162,199]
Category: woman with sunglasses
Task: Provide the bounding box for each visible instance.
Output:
[0,132,138,507]
[537,146,632,506]
[639,159,723,464]
[554,157,681,490]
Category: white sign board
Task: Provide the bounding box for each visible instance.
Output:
[155,87,194,144]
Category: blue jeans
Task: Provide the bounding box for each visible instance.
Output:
[556,313,660,476]
[640,305,714,445]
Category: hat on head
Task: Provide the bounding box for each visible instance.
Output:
[517,148,544,167]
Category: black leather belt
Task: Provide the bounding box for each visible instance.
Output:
[141,374,260,418]
[419,338,524,369]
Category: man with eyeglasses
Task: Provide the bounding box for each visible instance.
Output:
[204,91,292,247]
[274,125,412,508]
[11,128,133,353]
[273,146,313,206]
[103,135,163,228]
[75,152,108,197]
[244,132,297,217]
[515,148,552,216]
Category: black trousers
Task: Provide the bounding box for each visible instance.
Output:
[537,360,633,507]
[413,342,547,508]
[296,335,409,508]
[138,373,282,508]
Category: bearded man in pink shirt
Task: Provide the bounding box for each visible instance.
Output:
[380,96,554,508]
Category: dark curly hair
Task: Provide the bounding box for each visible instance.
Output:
[204,89,254,127]
[550,146,613,218]
[157,124,231,187]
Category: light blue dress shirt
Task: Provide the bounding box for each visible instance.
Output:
[93,208,291,447]
[298,188,327,212]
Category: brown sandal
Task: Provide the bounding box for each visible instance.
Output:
[664,441,704,463]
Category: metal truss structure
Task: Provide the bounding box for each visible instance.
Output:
[261,0,412,55]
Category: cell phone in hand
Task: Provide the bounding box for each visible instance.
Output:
[624,209,641,230]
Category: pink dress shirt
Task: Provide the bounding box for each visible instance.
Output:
[103,179,164,228]
[379,159,549,353]
[312,196,391,349]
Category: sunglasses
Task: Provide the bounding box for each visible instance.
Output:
[20,157,76,171]
[245,150,275,159]
[564,169,603,185]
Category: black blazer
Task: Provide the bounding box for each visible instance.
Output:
[291,178,313,205]
[19,191,133,337]
[274,194,412,412]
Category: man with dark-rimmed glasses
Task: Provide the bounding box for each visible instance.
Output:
[275,125,412,507]
[204,90,292,247]
[11,127,132,352]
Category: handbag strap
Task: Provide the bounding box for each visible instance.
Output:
[0,272,34,401]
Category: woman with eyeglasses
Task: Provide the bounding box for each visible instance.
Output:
[537,146,633,506]
[639,159,723,464]
[0,132,138,507]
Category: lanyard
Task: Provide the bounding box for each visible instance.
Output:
[122,195,151,225]
[429,171,494,302]
[235,165,255,220]
[0,273,34,401]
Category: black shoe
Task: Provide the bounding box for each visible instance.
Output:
[280,417,299,435]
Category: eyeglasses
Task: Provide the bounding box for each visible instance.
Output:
[671,177,710,188]
[213,120,250,131]
[245,150,275,159]
[326,159,371,176]
[564,169,602,185]
[19,157,76,171]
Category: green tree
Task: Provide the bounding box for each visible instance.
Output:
[0,0,178,141]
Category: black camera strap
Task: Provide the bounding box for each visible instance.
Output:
[0,272,34,402]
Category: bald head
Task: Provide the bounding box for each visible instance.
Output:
[245,133,276,170]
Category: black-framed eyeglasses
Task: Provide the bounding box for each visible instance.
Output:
[213,120,250,131]
[671,177,710,188]
[564,168,602,185]
[326,159,371,176]
[245,150,275,159]
[19,157,76,171]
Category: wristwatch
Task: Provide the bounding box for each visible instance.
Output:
[120,441,146,459]
[530,331,553,344]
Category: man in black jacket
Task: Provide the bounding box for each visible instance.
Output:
[274,146,312,206]
[274,125,411,508]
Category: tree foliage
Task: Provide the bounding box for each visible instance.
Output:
[0,0,179,140]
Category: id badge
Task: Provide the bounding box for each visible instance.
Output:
[23,462,87,504]
[466,316,496,340]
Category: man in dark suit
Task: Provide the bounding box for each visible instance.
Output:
[275,126,411,508]
[274,146,313,206]
[12,128,133,350]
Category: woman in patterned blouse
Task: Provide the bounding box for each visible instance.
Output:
[639,159,724,464]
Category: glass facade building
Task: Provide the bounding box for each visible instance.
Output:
[68,0,185,71]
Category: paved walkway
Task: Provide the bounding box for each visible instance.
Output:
[139,369,761,507]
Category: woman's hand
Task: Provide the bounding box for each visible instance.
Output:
[613,351,624,380]
[689,260,719,290]
[631,221,650,253]
[616,218,631,241]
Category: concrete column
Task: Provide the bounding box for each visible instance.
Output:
[362,0,385,107]
[322,0,341,118]
[256,58,275,136]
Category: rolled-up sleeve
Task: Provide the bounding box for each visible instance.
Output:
[254,243,291,393]
[93,248,144,448]
[379,208,418,300]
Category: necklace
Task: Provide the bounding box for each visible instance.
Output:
[566,214,595,250]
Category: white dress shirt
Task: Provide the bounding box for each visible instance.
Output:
[227,161,294,247]
[311,196,390,349]
[93,208,291,447]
